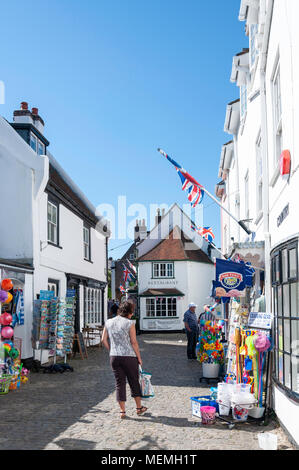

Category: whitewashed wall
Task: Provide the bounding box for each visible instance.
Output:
[138,260,214,331]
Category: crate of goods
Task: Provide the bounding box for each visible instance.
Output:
[190,396,219,418]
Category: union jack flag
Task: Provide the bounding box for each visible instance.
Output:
[119,285,126,294]
[126,259,137,275]
[158,149,204,208]
[123,264,134,282]
[191,224,215,243]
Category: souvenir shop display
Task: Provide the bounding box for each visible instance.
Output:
[190,257,271,426]
[0,278,29,395]
[197,320,225,379]
[32,291,76,363]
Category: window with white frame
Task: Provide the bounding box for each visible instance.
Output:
[30,132,46,156]
[38,141,45,156]
[146,297,177,318]
[30,133,37,152]
[240,84,247,118]
[272,62,283,166]
[152,262,174,278]
[85,287,102,325]
[83,226,91,260]
[250,24,259,68]
[256,133,263,216]
[47,200,58,244]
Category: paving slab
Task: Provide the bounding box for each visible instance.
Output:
[0,333,293,450]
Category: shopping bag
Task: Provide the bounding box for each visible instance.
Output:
[139,366,155,399]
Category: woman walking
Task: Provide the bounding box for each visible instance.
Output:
[102,300,147,419]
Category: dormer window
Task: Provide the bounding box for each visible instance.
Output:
[38,141,45,156]
[30,131,46,156]
[30,133,37,152]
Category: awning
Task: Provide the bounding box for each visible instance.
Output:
[139,288,185,297]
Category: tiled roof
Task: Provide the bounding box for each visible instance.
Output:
[137,226,213,264]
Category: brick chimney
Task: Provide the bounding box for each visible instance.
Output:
[134,219,147,243]
[13,102,45,134]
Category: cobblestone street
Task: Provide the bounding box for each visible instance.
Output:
[0,334,293,450]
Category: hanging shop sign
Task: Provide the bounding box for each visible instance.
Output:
[277,204,289,228]
[214,259,246,295]
[247,312,273,330]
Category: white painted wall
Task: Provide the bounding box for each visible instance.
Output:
[218,0,299,445]
[138,260,214,331]
[0,117,48,263]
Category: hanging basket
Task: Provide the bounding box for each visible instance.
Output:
[0,375,13,395]
[202,363,220,378]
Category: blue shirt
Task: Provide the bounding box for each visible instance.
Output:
[183,309,198,332]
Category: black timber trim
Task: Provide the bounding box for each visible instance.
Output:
[10,123,50,146]
[46,180,97,228]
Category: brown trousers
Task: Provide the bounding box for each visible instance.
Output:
[110,356,142,402]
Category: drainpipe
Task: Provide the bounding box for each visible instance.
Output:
[260,0,274,314]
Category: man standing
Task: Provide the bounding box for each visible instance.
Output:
[183,303,199,360]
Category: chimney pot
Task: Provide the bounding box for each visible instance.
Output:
[32,107,39,116]
[21,102,28,110]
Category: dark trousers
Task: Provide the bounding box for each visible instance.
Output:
[110,356,142,402]
[186,330,198,359]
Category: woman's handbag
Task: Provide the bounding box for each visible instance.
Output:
[139,366,155,399]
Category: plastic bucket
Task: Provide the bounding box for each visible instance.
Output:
[232,404,249,421]
[200,406,216,425]
[248,406,265,419]
[231,393,256,408]
[217,397,231,416]
[218,383,233,396]
[202,363,220,378]
[234,384,252,394]
[258,432,278,450]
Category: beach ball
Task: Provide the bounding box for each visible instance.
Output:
[0,290,8,303]
[1,279,13,291]
[3,343,11,356]
[3,293,13,304]
[0,313,12,326]
[1,326,14,339]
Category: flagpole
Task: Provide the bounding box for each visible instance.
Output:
[200,185,252,236]
[158,148,252,236]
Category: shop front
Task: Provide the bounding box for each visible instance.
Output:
[270,236,299,445]
[0,263,33,394]
[0,260,34,359]
[139,288,185,332]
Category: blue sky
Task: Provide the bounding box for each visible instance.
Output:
[1,0,247,259]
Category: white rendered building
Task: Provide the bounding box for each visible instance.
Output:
[217,0,299,446]
[136,204,215,332]
[0,103,110,359]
